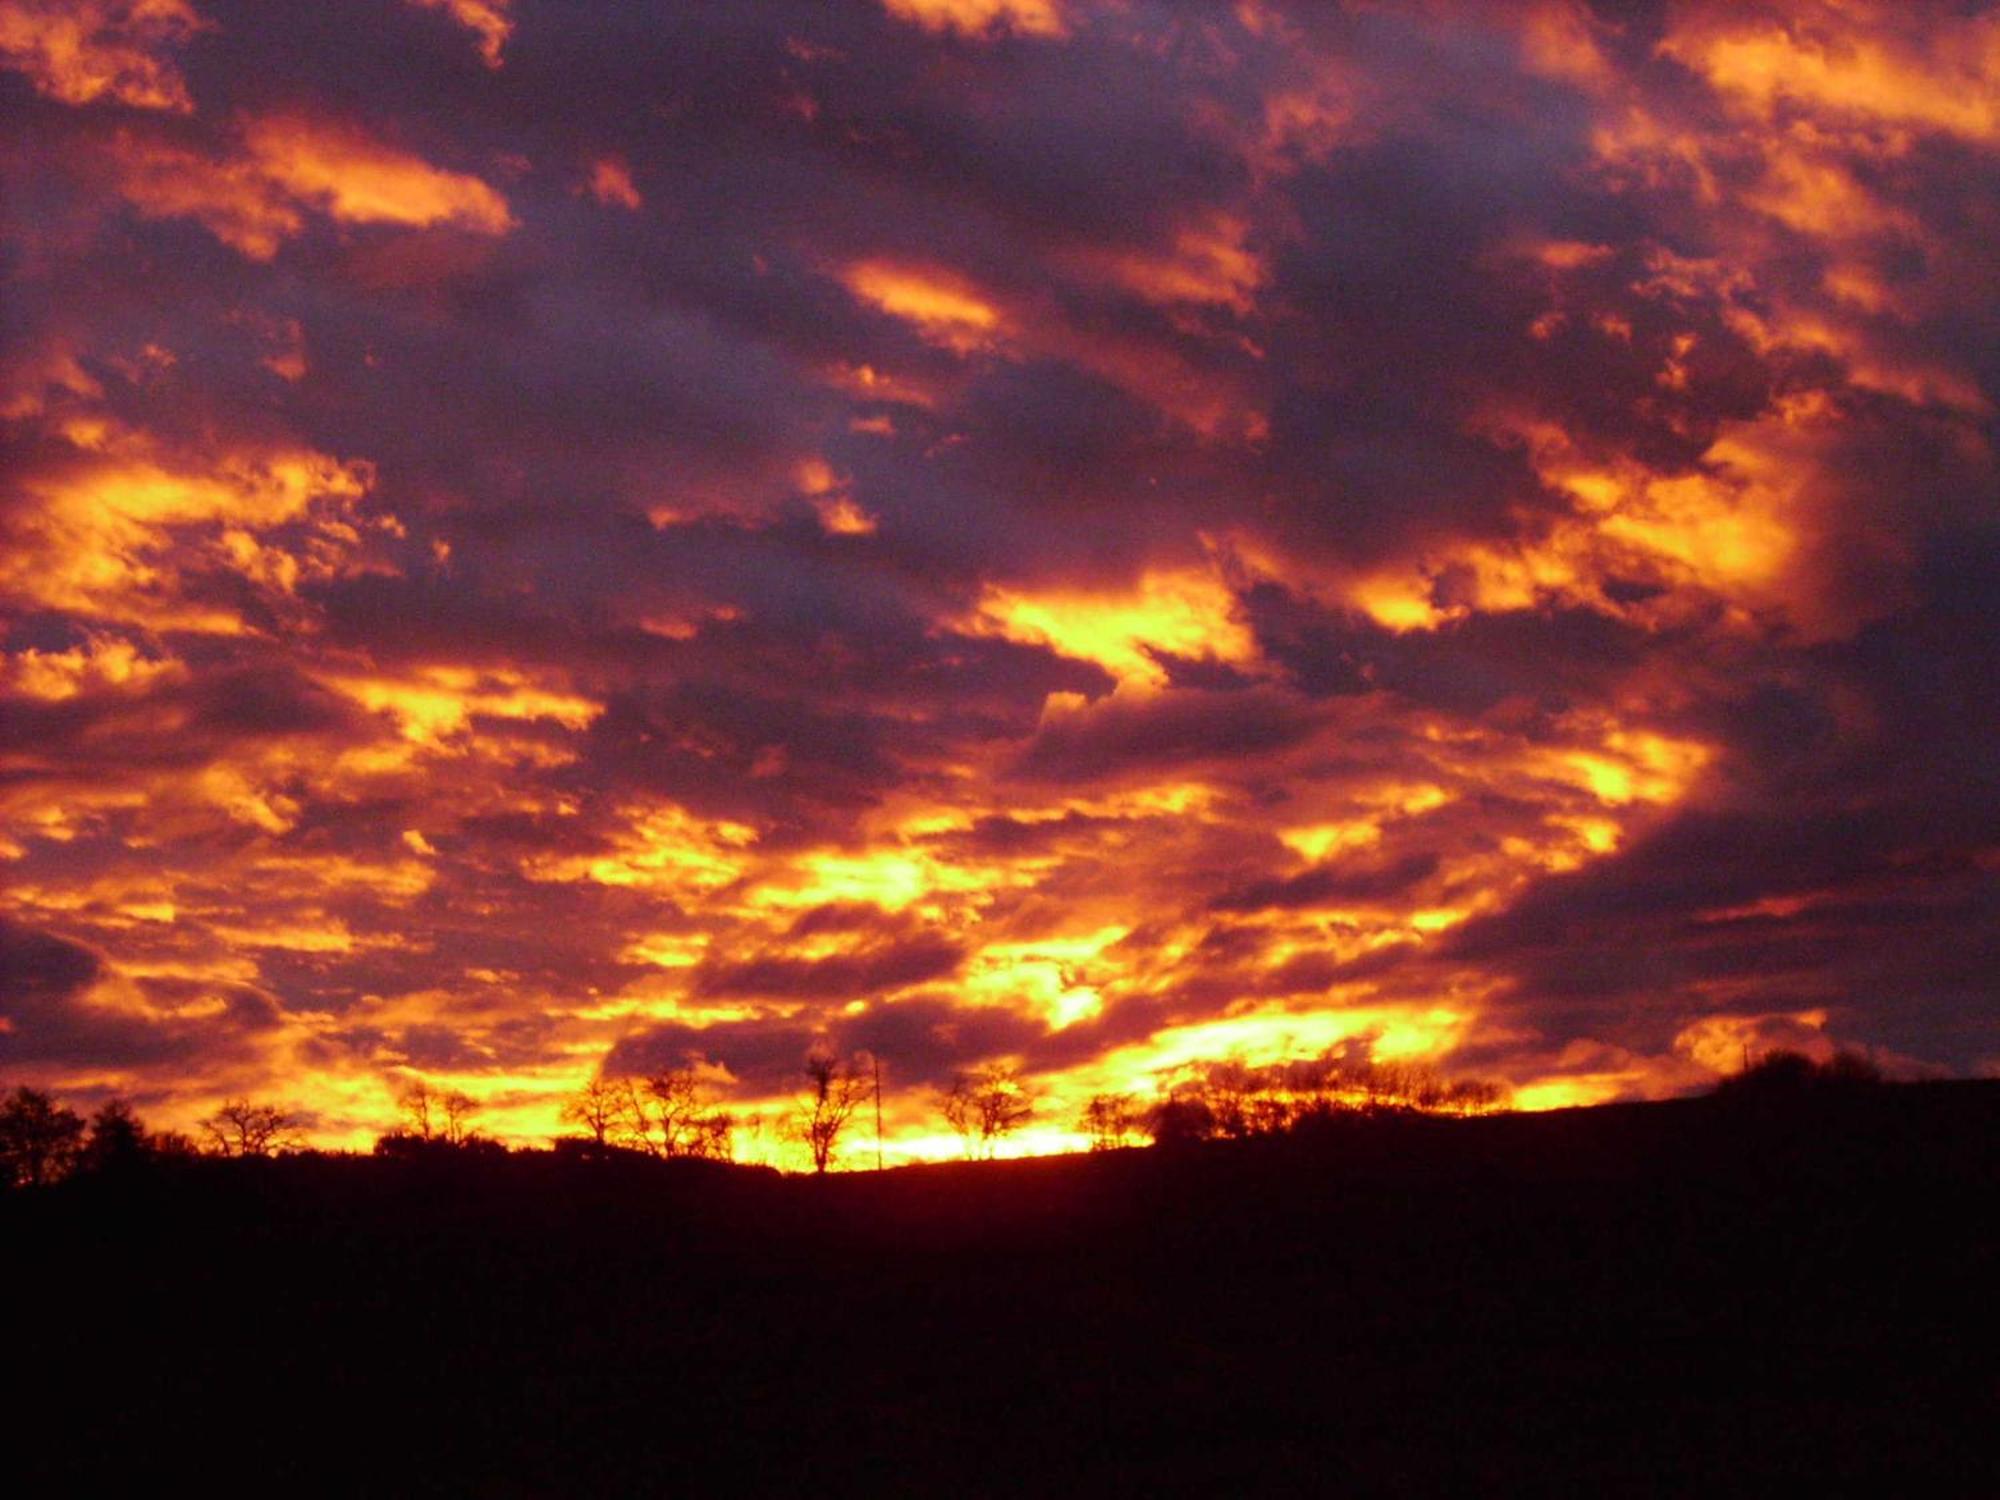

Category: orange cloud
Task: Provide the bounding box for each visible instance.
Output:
[585,155,642,210]
[797,461,879,535]
[0,336,103,420]
[112,114,514,259]
[1516,0,1615,90]
[110,134,303,259]
[961,565,1257,691]
[1662,4,2000,144]
[407,0,511,68]
[1,417,377,633]
[840,239,1267,437]
[0,0,200,112]
[878,0,1066,40]
[844,260,1004,351]
[1,635,183,702]
[242,115,514,235]
[1070,210,1265,317]
[325,664,600,749]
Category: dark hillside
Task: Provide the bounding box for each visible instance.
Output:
[10,1084,1998,1495]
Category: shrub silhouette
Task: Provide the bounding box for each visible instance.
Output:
[1078,1092,1138,1151]
[1712,1048,1885,1101]
[1135,1047,1505,1145]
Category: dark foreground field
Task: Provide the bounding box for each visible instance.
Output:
[11,1084,1999,1495]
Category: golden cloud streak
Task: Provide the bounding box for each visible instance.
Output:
[960,565,1257,690]
[112,114,514,260]
[1663,6,2000,144]
[844,260,1005,351]
[878,0,1067,40]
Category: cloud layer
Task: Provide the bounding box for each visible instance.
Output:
[4,0,1996,1160]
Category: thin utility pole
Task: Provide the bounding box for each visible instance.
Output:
[873,1053,884,1171]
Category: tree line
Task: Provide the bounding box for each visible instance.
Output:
[548,1044,1508,1170]
[0,1086,303,1188]
[2,1045,1512,1188]
[1074,1048,1507,1151]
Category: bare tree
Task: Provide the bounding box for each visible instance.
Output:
[440,1086,480,1145]
[940,1062,1035,1160]
[397,1077,438,1140]
[1079,1092,1136,1151]
[200,1098,303,1157]
[395,1078,482,1145]
[0,1085,86,1187]
[560,1075,626,1147]
[629,1064,733,1161]
[792,1045,871,1173]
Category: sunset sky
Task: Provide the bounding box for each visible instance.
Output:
[3,0,1997,1164]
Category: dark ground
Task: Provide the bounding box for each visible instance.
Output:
[9,1083,1998,1495]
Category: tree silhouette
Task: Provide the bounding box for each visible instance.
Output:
[630,1065,734,1160]
[200,1098,303,1157]
[1079,1092,1137,1151]
[940,1062,1034,1159]
[0,1085,86,1187]
[148,1128,201,1158]
[395,1078,481,1145]
[1141,1090,1219,1148]
[560,1067,733,1159]
[559,1075,626,1147]
[81,1098,151,1173]
[791,1045,870,1173]
[1134,1049,1506,1145]
[1713,1048,1885,1101]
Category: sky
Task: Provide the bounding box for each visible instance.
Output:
[2,0,1997,1164]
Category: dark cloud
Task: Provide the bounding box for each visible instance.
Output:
[1211,851,1442,913]
[603,1016,821,1096]
[696,934,967,1003]
[0,917,278,1068]
[1009,687,1324,783]
[0,917,101,1012]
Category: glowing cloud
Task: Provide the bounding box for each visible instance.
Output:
[241,116,514,235]
[844,261,1004,351]
[3,429,375,632]
[407,0,511,68]
[0,0,200,111]
[964,567,1257,690]
[1663,5,2000,144]
[879,0,1066,40]
[112,114,514,259]
[1077,211,1266,315]
[585,155,642,210]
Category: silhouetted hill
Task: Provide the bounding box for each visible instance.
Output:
[9,1083,1998,1495]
